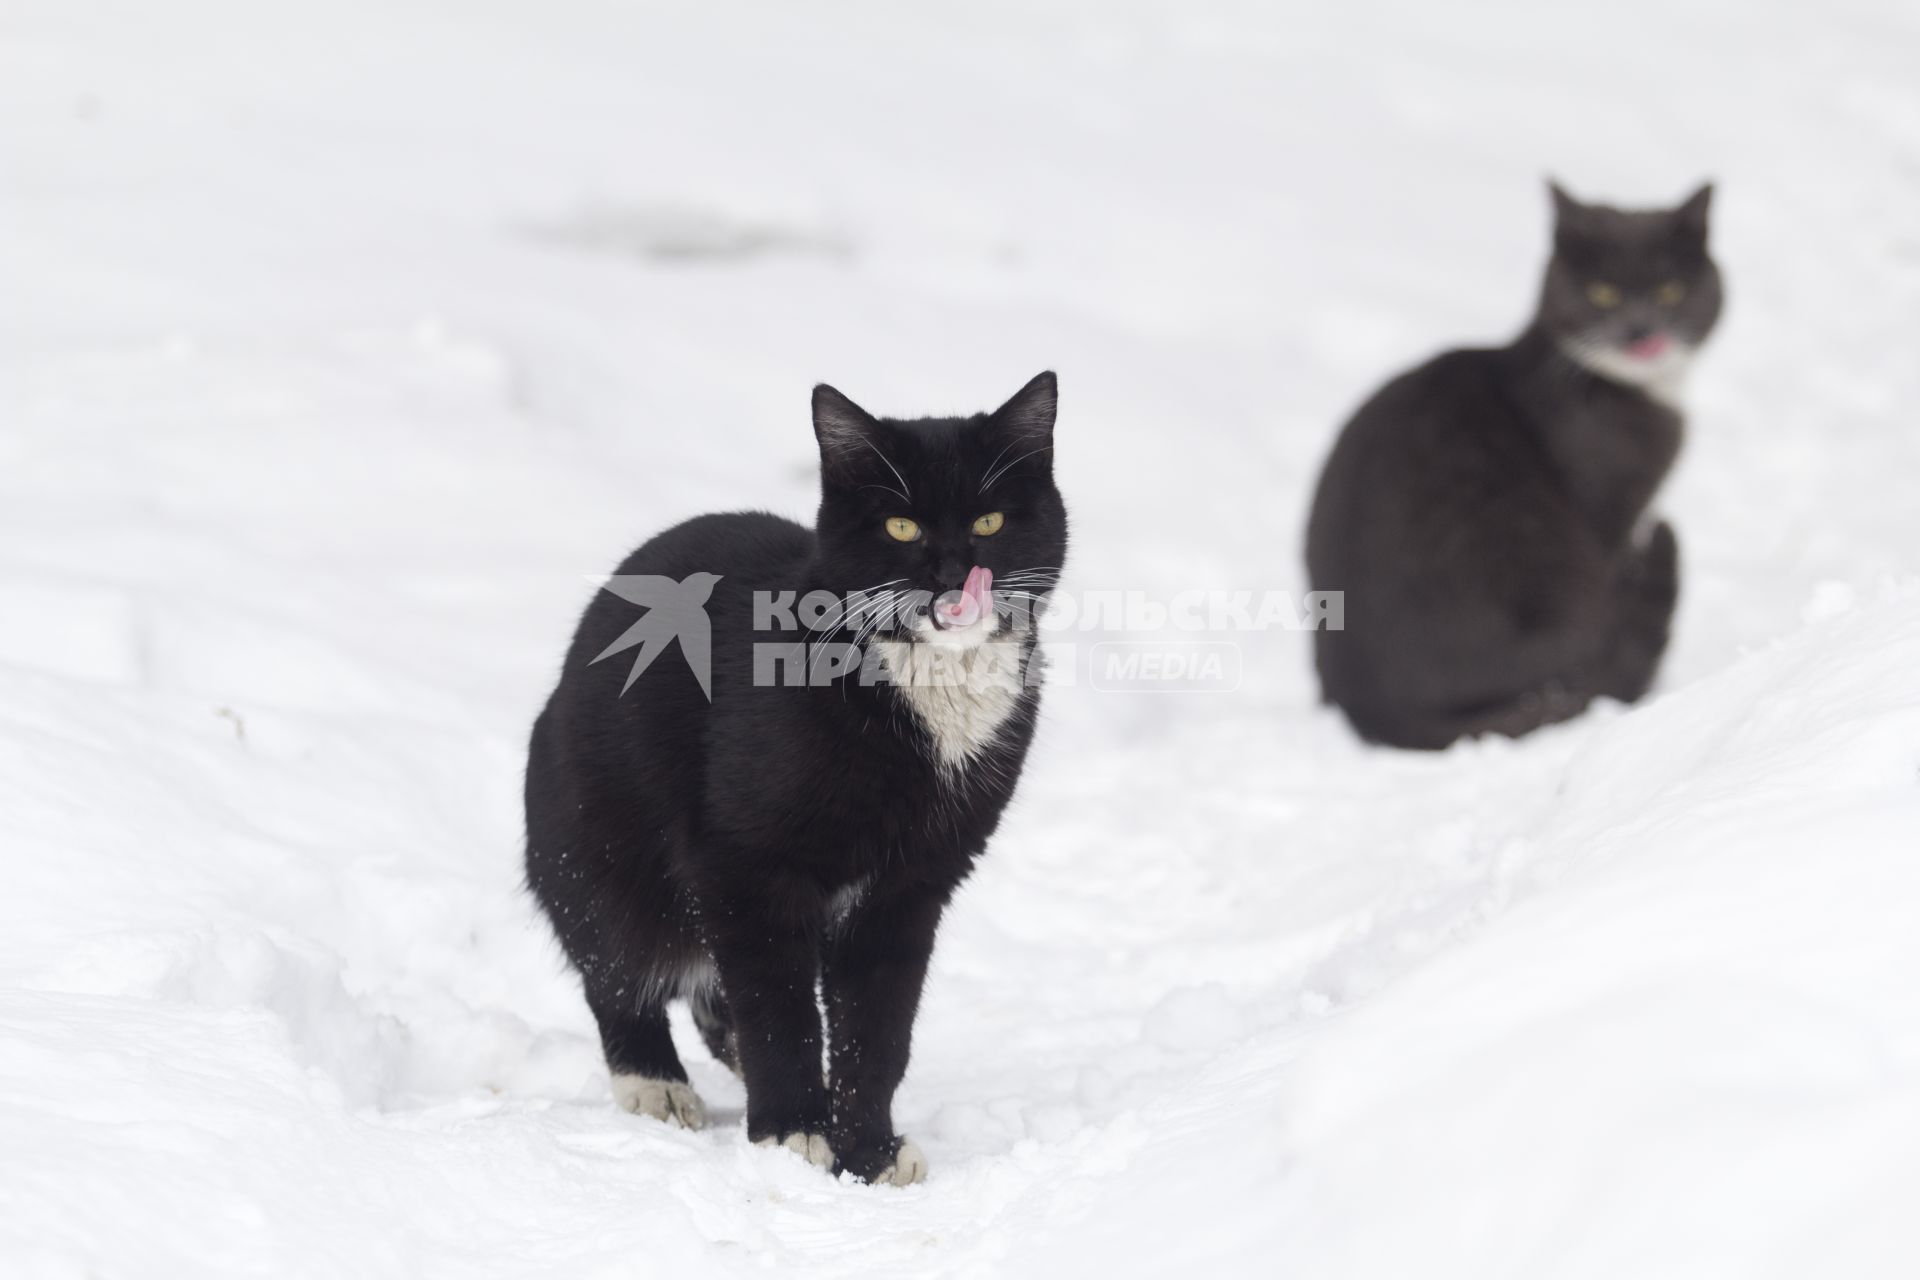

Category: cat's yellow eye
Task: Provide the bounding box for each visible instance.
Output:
[971,511,1005,537]
[1656,280,1686,306]
[884,516,922,543]
[1587,282,1622,308]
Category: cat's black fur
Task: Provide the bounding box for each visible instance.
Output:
[1307,182,1722,749]
[524,373,1066,1183]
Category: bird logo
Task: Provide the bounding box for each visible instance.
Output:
[589,572,722,699]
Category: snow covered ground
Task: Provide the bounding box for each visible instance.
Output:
[4,1,1919,1275]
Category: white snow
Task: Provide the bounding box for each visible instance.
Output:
[4,1,1920,1276]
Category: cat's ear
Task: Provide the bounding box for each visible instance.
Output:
[1548,179,1594,253]
[990,371,1058,446]
[812,383,884,486]
[1547,178,1583,221]
[1673,182,1714,243]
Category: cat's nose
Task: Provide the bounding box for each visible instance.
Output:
[934,555,971,590]
[1622,324,1672,359]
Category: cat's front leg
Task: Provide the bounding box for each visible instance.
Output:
[703,891,833,1166]
[1601,520,1680,702]
[823,885,945,1185]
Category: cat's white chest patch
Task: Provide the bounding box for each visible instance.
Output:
[874,637,1027,769]
[1563,341,1694,409]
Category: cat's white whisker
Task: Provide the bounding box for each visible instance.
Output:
[855,436,914,503]
[981,445,1054,492]
[977,440,1019,494]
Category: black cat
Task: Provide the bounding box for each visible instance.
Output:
[524,373,1067,1184]
[1307,182,1722,749]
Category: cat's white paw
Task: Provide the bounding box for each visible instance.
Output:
[756,1131,835,1169]
[873,1139,928,1186]
[611,1075,706,1130]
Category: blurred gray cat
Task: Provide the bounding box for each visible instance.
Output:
[1307,181,1723,749]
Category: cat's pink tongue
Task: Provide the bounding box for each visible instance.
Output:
[1627,333,1672,359]
[938,566,994,627]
